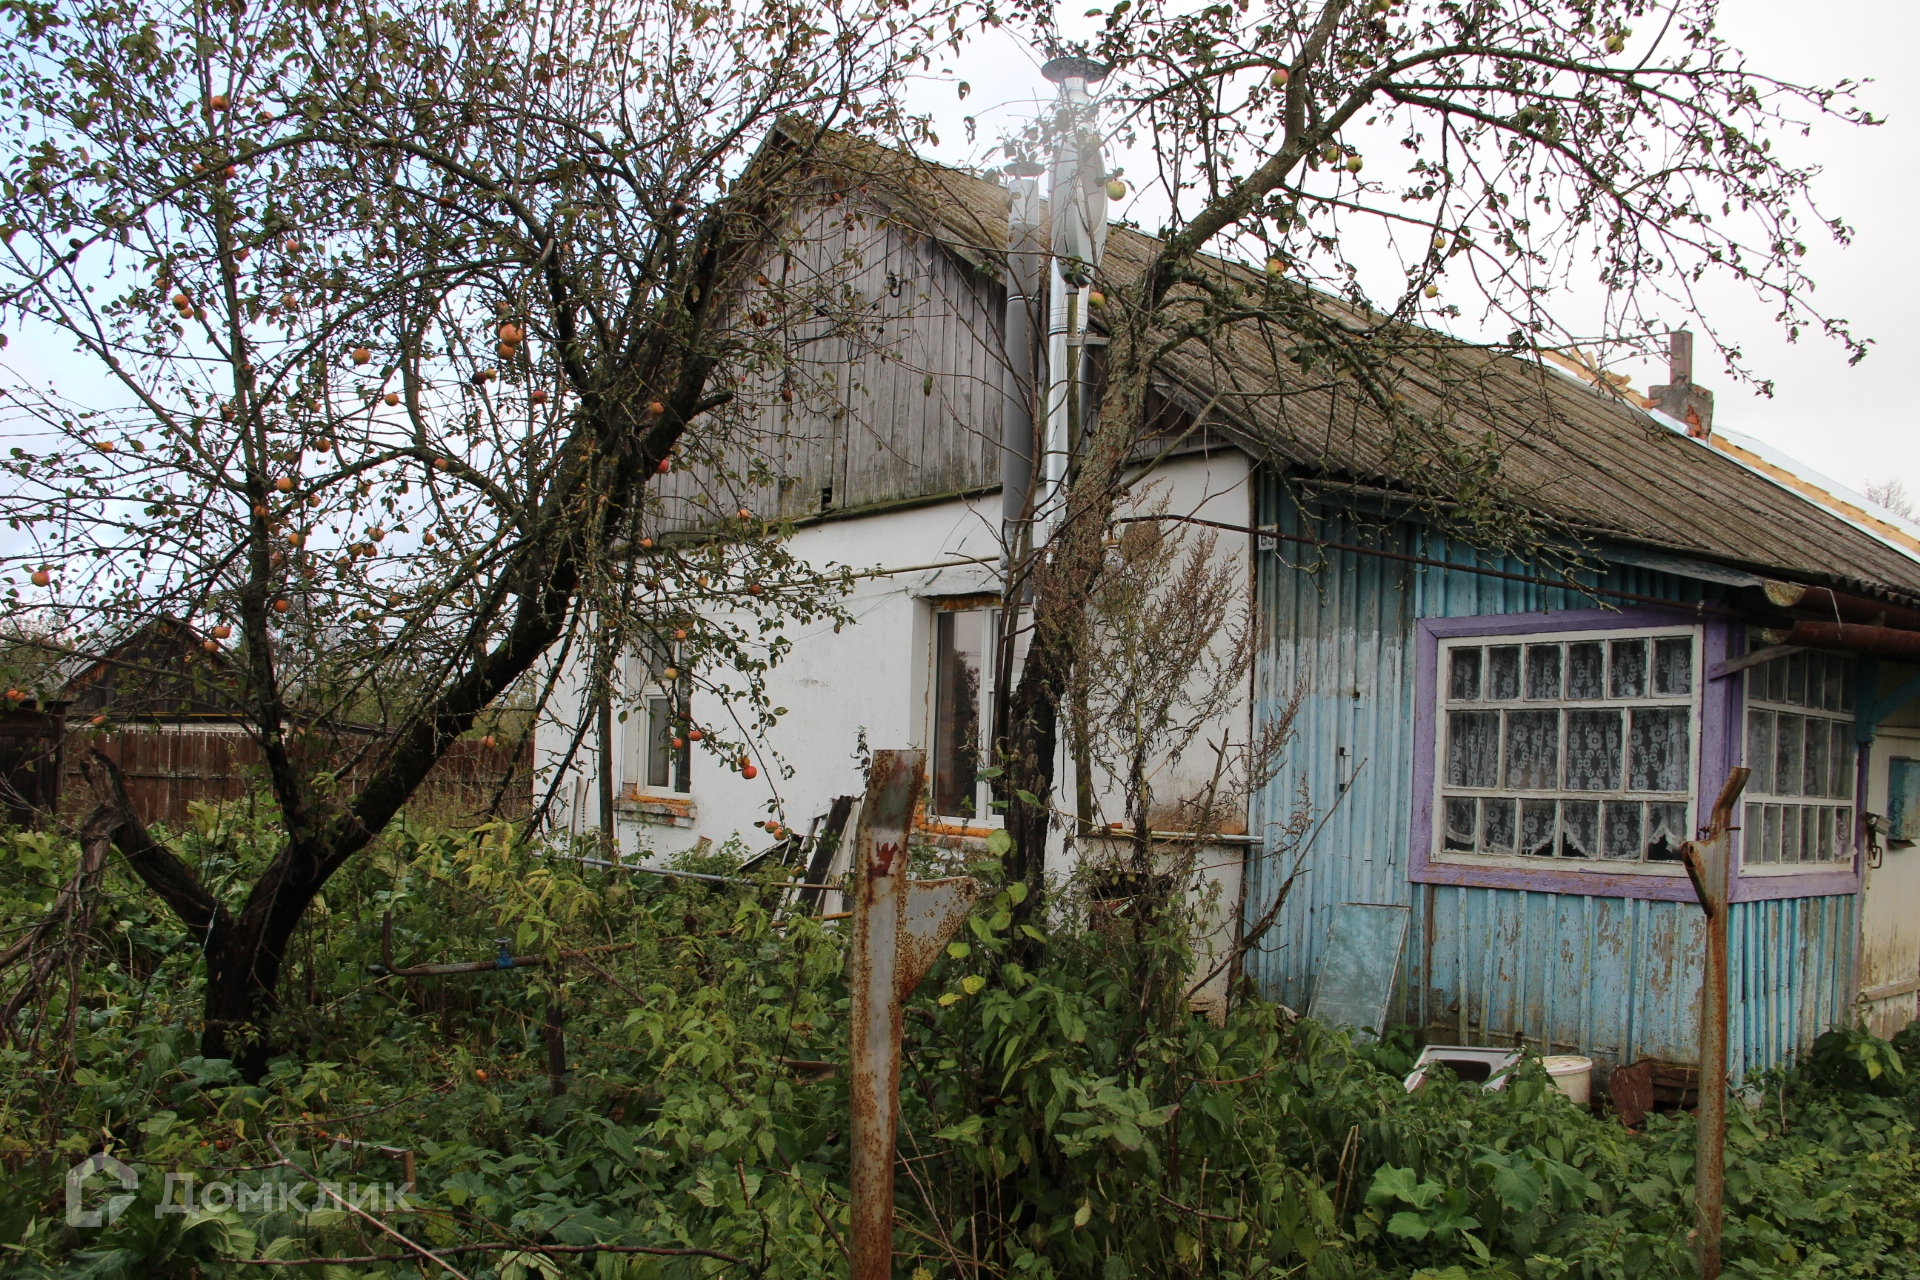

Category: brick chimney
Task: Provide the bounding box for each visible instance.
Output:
[1649,329,1714,438]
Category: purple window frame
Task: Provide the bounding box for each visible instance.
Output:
[1409,607,1862,902]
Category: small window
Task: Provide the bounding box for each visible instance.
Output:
[627,643,690,795]
[1435,627,1699,866]
[930,604,1021,821]
[1741,642,1855,867]
[932,608,991,818]
[643,694,688,791]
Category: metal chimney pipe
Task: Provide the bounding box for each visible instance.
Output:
[1035,55,1110,546]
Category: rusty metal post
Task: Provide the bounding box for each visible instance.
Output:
[849,750,981,1280]
[1680,767,1748,1280]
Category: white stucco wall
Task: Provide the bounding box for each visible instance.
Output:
[537,488,1005,859]
[536,447,1257,969]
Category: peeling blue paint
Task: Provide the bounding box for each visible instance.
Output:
[1246,475,1856,1077]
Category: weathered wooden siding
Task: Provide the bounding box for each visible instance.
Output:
[1245,474,1858,1079]
[1407,885,1854,1080]
[651,190,1004,533]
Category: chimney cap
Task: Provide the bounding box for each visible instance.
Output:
[1042,55,1110,84]
[1004,159,1046,178]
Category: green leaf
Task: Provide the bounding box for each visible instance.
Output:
[1005,880,1028,904]
[1387,1210,1431,1240]
[961,975,986,995]
[1490,1158,1544,1212]
[946,941,971,959]
[985,828,1012,856]
[1367,1166,1423,1208]
[933,1114,985,1141]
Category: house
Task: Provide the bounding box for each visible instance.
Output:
[536,124,1920,1079]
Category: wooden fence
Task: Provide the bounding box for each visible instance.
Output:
[54,726,534,829]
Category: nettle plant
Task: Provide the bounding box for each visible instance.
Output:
[0,0,981,1076]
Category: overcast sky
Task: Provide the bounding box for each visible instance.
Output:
[4,4,1908,511]
[905,0,1920,509]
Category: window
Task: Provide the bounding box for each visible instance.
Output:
[1889,757,1920,844]
[931,607,991,819]
[1741,646,1855,866]
[626,644,690,795]
[1435,629,1699,866]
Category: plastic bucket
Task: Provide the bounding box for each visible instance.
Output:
[1541,1054,1593,1107]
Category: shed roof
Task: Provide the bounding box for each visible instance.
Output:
[778,121,1920,604]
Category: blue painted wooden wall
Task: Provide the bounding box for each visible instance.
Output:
[1244,475,1856,1080]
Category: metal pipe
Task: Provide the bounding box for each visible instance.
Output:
[1680,767,1750,1280]
[1034,56,1109,550]
[1771,618,1920,662]
[597,673,615,860]
[1762,579,1920,630]
[848,750,980,1280]
[1039,257,1072,541]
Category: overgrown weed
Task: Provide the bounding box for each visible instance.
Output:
[0,816,1915,1278]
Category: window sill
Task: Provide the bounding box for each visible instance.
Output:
[616,793,696,828]
[1740,858,1855,876]
[919,817,1000,838]
[1412,849,1704,901]
[1432,851,1687,876]
[1412,847,1862,902]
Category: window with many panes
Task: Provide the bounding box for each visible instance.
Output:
[1436,628,1699,865]
[1741,645,1856,866]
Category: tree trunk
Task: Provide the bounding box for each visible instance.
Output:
[200,927,288,1078]
[86,750,316,1079]
[997,335,1153,931]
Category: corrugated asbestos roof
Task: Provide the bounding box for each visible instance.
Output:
[780,121,1920,605]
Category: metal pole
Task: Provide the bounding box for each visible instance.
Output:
[848,750,981,1280]
[1680,766,1749,1280]
[597,654,616,861]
